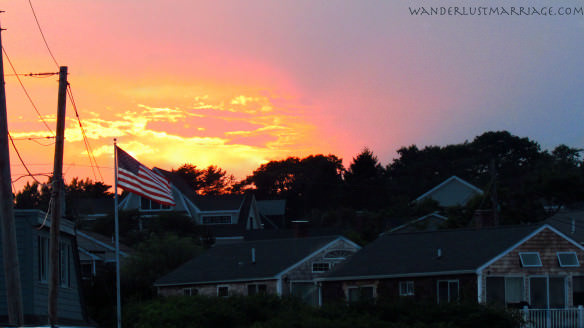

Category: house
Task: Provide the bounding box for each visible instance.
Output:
[76,230,132,280]
[154,235,360,306]
[389,212,448,233]
[319,224,584,310]
[256,199,286,229]
[117,168,263,242]
[546,209,584,245]
[0,210,90,326]
[415,175,483,207]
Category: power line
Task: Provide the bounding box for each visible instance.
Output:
[2,46,55,134]
[8,132,40,184]
[2,47,55,133]
[67,84,103,181]
[5,72,59,78]
[27,0,59,68]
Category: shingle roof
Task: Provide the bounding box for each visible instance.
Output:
[546,209,584,244]
[257,200,286,216]
[322,224,543,280]
[155,235,341,286]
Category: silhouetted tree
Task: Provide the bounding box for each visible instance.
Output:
[173,164,235,195]
[344,148,387,209]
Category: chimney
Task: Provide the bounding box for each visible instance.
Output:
[437,248,442,259]
[292,220,309,238]
[572,218,576,235]
[473,209,496,229]
[251,248,256,264]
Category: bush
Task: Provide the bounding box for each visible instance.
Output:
[123,296,522,328]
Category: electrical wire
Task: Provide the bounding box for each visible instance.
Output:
[8,132,41,184]
[2,46,55,134]
[67,84,103,181]
[27,0,59,68]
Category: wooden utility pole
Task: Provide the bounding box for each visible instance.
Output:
[0,17,25,326]
[48,66,68,326]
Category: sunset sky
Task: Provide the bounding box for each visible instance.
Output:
[1,1,583,192]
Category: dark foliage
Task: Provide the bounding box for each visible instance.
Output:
[124,296,522,328]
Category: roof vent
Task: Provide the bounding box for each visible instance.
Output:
[251,247,256,264]
[572,218,576,235]
[437,248,443,259]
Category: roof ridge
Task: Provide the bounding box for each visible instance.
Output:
[383,223,542,237]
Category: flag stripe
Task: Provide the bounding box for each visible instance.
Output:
[116,146,176,206]
[118,168,175,205]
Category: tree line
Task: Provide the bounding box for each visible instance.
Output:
[14,130,584,227]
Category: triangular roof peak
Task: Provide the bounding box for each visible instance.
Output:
[415,175,483,205]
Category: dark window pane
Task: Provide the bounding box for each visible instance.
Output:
[574,277,584,306]
[438,281,449,304]
[486,277,505,305]
[141,197,149,210]
[258,284,267,294]
[361,287,374,300]
[218,287,229,297]
[549,277,565,308]
[520,253,542,267]
[558,253,579,267]
[530,277,547,308]
[248,285,257,296]
[348,288,359,303]
[449,281,459,302]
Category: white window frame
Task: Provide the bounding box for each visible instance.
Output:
[437,280,459,304]
[557,252,580,267]
[248,283,267,295]
[202,215,232,225]
[140,196,172,212]
[312,262,331,273]
[519,252,543,267]
[183,288,193,296]
[527,275,568,309]
[399,281,415,296]
[217,285,229,297]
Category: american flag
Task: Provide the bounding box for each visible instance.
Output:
[115,146,175,206]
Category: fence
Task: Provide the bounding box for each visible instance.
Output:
[522,306,584,328]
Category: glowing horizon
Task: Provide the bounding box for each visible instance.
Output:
[2,1,583,193]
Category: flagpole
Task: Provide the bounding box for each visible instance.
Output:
[114,139,122,328]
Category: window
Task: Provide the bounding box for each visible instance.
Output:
[519,252,542,267]
[557,252,579,267]
[38,235,49,282]
[140,197,171,211]
[291,282,318,305]
[437,280,459,304]
[486,277,524,306]
[573,276,584,306]
[347,286,375,303]
[312,262,330,273]
[59,242,71,287]
[248,284,267,296]
[202,216,231,225]
[184,288,197,296]
[217,286,229,297]
[529,276,566,309]
[399,281,414,296]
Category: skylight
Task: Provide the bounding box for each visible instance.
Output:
[519,252,542,267]
[557,252,580,267]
